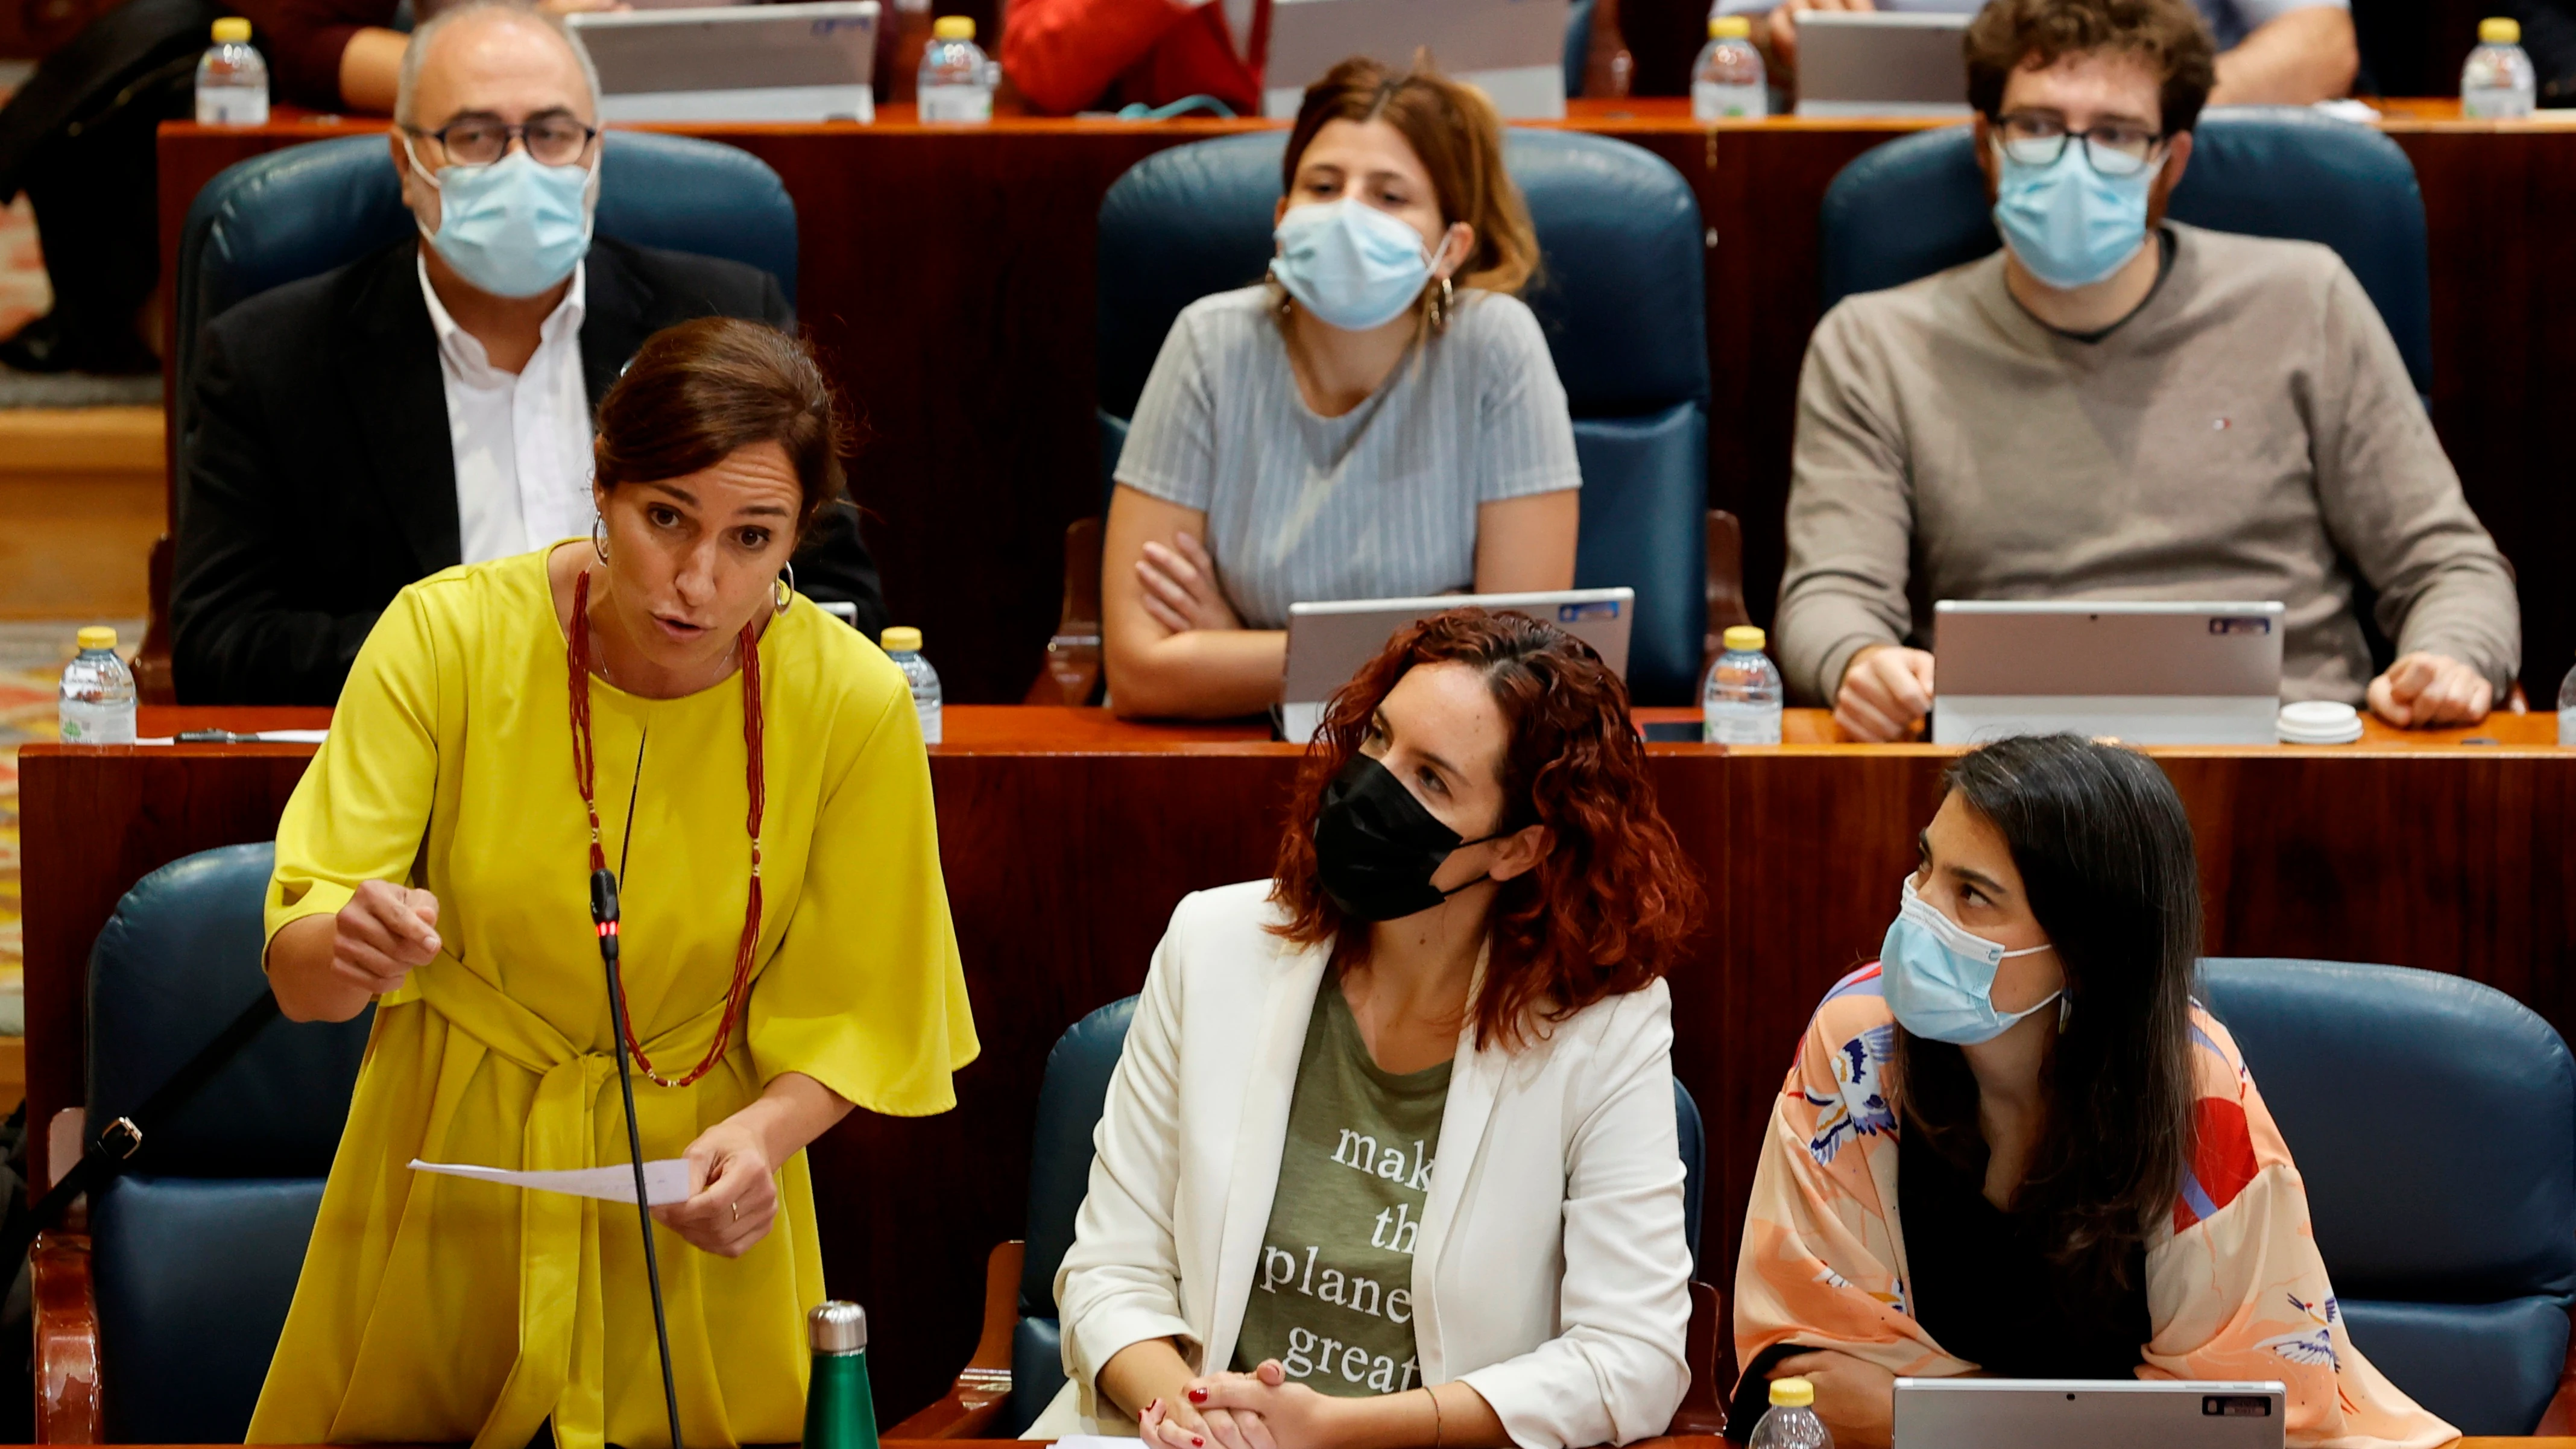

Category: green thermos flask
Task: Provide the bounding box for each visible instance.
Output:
[804,1301,878,1449]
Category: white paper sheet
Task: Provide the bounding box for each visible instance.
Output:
[1055,1437,1144,1449]
[409,1157,693,1205]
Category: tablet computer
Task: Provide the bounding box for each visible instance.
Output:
[1263,0,1571,120]
[1895,1377,2287,1449]
[569,2,879,123]
[1281,588,1632,743]
[1793,9,1975,118]
[1931,599,2286,745]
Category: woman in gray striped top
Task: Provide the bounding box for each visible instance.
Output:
[1103,58,1584,719]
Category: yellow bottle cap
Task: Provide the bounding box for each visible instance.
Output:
[76,627,119,651]
[1709,14,1752,37]
[1723,625,1767,652]
[211,16,251,41]
[2480,16,2520,42]
[1769,1377,1816,1409]
[932,14,974,40]
[882,626,924,652]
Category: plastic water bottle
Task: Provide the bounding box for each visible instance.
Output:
[2462,17,2537,118]
[58,627,137,745]
[1704,624,1784,744]
[1748,1376,1832,1449]
[917,15,996,123]
[2558,660,2576,747]
[1691,15,1767,120]
[194,17,270,126]
[883,627,943,745]
[803,1302,880,1449]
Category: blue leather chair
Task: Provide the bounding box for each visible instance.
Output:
[39,842,372,1444]
[1817,109,2432,396]
[1565,0,1596,98]
[896,994,1722,1438]
[171,129,800,485]
[1094,130,1711,705]
[2197,958,2576,1436]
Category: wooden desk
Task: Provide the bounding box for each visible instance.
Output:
[21,705,2571,1418]
[154,102,2576,706]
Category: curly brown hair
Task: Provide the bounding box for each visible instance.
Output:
[1268,608,1703,1050]
[1964,0,2219,136]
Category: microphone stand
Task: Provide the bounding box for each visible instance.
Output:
[591,867,686,1449]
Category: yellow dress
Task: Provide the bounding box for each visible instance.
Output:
[247,547,979,1449]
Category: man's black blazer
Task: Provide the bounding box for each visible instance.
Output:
[171,233,889,705]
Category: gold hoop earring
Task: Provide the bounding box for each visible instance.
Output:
[592,514,609,565]
[774,561,795,616]
[1430,276,1454,329]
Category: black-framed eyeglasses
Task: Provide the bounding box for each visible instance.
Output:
[403,112,600,168]
[1994,111,2167,177]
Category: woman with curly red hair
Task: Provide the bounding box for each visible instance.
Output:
[1034,608,1703,1449]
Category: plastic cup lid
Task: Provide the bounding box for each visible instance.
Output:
[2277,699,2362,742]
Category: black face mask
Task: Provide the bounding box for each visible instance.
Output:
[1313,753,1502,923]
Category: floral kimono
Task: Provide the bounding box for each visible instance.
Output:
[1734,964,2457,1449]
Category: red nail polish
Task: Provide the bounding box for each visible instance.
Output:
[1188,1388,1208,1404]
[1193,1438,1204,1446]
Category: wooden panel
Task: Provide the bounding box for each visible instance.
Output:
[0,407,166,620]
[2392,122,2576,725]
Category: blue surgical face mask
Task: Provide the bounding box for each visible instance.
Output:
[1880,877,2062,1046]
[1271,198,1438,332]
[406,139,595,299]
[1990,140,2156,291]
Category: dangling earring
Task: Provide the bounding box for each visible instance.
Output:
[774,561,795,615]
[592,514,610,564]
[1429,276,1453,330]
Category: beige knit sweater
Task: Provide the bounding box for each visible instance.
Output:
[1774,223,2519,706]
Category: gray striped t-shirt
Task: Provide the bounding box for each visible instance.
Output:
[1114,285,1582,631]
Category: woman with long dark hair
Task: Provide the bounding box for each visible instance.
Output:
[1733,734,2452,1449]
[1040,608,1701,1447]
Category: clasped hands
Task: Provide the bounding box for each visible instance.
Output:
[322,880,782,1259]
[1834,643,2495,743]
[1140,1360,1345,1449]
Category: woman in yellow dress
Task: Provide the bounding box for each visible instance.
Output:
[250,317,977,1449]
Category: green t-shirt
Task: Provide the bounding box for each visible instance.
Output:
[1231,974,1452,1395]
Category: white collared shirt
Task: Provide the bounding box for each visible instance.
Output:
[418,254,596,564]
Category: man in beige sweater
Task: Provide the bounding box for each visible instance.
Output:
[1776,0,2520,741]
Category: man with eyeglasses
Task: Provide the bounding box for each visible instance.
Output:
[1775,0,2518,742]
[170,0,887,704]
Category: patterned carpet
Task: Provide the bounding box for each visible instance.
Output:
[0,668,49,1031]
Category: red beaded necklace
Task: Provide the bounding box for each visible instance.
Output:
[567,568,767,1088]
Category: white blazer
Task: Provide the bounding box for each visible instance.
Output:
[1034,880,1693,1448]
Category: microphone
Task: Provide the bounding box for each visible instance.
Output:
[592,866,686,1449]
